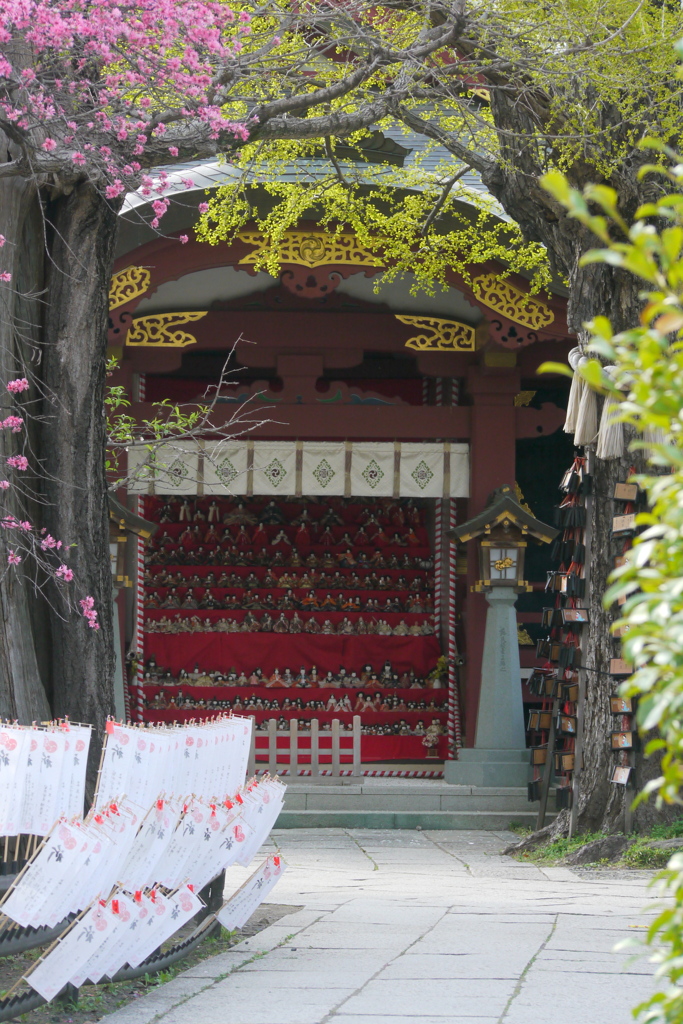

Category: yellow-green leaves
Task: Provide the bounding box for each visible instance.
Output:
[541,156,683,1023]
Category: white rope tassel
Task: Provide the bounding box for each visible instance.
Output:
[595,366,624,460]
[642,425,666,462]
[564,347,584,434]
[574,357,598,446]
[595,396,624,459]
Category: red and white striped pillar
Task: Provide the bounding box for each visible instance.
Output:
[133,372,146,723]
[447,500,462,754]
[134,497,146,723]
[433,502,442,633]
[447,378,462,754]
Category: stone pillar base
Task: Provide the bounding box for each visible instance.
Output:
[444,748,529,788]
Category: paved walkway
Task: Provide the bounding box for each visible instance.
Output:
[104,829,662,1024]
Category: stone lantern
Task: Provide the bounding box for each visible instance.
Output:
[445,485,558,788]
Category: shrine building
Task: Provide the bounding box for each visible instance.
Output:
[109,148,573,773]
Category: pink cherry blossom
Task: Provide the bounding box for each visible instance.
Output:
[1,416,23,432]
[55,564,74,581]
[6,379,28,393]
[79,595,100,629]
[198,202,209,213]
[6,455,28,470]
[0,272,11,283]
[7,551,21,565]
[0,481,10,490]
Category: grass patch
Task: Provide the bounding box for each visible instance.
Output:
[507,821,534,836]
[514,831,605,864]
[510,816,683,868]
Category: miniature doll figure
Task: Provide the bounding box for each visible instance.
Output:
[422,719,443,757]
[259,500,285,525]
[273,613,290,634]
[224,501,257,526]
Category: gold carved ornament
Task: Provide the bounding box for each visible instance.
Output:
[109,266,151,310]
[472,274,554,329]
[517,625,534,645]
[237,230,384,269]
[125,312,208,347]
[493,556,514,571]
[394,315,476,352]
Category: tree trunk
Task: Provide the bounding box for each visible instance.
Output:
[41,183,120,736]
[480,92,670,834]
[0,156,51,722]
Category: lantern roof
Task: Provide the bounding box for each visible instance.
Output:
[448,484,558,545]
[108,495,157,540]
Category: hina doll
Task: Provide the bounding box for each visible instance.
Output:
[252,522,268,548]
[223,501,257,525]
[259,501,285,524]
[181,588,199,610]
[235,524,251,549]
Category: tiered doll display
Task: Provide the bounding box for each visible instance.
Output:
[140,495,447,757]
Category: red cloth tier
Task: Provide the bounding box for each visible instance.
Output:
[143,632,441,676]
[143,709,445,727]
[146,567,431,585]
[144,609,430,627]
[137,715,447,763]
[251,734,449,764]
[142,685,446,702]
[146,588,430,602]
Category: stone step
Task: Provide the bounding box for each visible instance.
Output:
[276,809,551,830]
[276,779,558,830]
[283,784,543,815]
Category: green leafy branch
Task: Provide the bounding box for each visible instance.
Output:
[540,150,683,1024]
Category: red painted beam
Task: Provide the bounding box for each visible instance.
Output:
[128,401,471,440]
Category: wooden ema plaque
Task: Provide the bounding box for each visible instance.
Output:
[614,482,638,502]
[610,658,633,676]
[612,513,636,534]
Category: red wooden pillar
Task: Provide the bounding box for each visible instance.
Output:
[463,364,520,746]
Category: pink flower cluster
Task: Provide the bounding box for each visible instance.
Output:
[0,0,257,224]
[7,550,21,565]
[40,533,62,551]
[6,379,28,394]
[6,455,28,471]
[79,595,100,630]
[55,564,73,582]
[1,516,31,531]
[1,416,23,433]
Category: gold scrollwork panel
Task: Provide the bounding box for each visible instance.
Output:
[109,266,151,310]
[395,315,476,352]
[238,230,384,269]
[472,274,554,329]
[125,312,208,347]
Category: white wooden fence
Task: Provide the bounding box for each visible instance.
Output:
[247,716,361,778]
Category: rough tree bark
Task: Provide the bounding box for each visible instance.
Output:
[40,184,120,734]
[480,94,670,835]
[0,159,51,722]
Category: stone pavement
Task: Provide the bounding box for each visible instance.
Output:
[103,829,662,1024]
